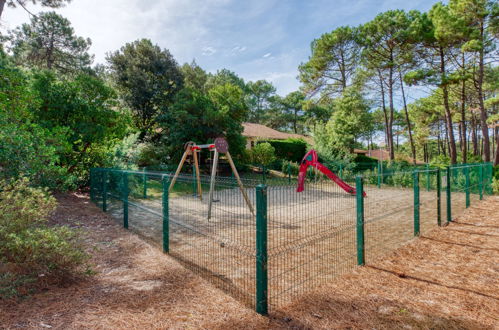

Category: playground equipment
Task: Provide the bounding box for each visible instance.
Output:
[297,149,366,197]
[169,138,255,219]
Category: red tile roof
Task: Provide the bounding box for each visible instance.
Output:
[242,123,313,144]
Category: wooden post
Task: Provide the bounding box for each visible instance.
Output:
[169,147,190,193]
[193,149,202,200]
[226,151,255,216]
[207,150,219,220]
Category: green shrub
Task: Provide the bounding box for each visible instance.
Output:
[258,138,307,162]
[492,177,499,195]
[250,142,276,166]
[0,178,89,299]
[282,160,300,176]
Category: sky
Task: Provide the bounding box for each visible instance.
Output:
[0,0,438,96]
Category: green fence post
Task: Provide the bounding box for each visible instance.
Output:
[288,163,291,184]
[377,162,381,188]
[262,165,266,184]
[426,164,430,191]
[355,176,365,265]
[479,164,484,200]
[90,168,95,202]
[162,175,170,253]
[339,164,343,180]
[413,171,420,236]
[122,171,129,229]
[437,169,442,227]
[142,167,147,199]
[446,167,452,223]
[465,166,470,208]
[487,163,493,195]
[255,184,268,315]
[102,170,108,212]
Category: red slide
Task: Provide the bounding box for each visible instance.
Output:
[296,150,366,197]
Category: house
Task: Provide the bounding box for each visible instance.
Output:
[242,122,313,149]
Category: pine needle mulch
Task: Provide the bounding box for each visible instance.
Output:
[1,193,497,329]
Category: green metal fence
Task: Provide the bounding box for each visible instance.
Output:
[90,162,493,315]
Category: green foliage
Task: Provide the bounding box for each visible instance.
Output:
[0,65,76,190]
[107,39,183,139]
[314,87,372,159]
[181,61,208,92]
[158,85,248,164]
[259,138,307,162]
[250,143,276,166]
[0,178,89,299]
[7,11,92,73]
[299,26,360,97]
[281,160,300,176]
[245,80,277,123]
[205,68,246,92]
[30,70,129,185]
[492,177,499,194]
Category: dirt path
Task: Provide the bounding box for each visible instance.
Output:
[1,193,497,329]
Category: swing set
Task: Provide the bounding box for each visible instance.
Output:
[169,138,255,219]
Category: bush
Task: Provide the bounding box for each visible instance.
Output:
[0,178,89,299]
[259,138,307,162]
[250,142,276,166]
[492,178,499,194]
[0,66,77,190]
[282,160,300,176]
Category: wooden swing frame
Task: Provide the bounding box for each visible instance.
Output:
[169,139,254,219]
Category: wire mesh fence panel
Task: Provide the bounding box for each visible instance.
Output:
[449,166,470,220]
[418,169,440,235]
[363,171,415,262]
[168,174,259,308]
[266,177,357,310]
[89,162,493,314]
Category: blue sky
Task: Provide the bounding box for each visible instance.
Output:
[1,0,438,96]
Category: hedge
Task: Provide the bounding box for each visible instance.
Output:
[257,138,307,162]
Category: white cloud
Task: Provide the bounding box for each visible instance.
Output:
[202,46,217,56]
[230,45,247,53]
[262,52,271,58]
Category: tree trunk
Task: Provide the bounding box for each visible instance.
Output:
[439,47,457,164]
[445,120,450,157]
[458,121,463,160]
[293,109,298,133]
[460,57,467,163]
[476,22,490,162]
[495,126,499,166]
[378,70,390,153]
[387,64,395,161]
[399,70,416,164]
[437,124,441,155]
[0,0,6,19]
[471,114,478,156]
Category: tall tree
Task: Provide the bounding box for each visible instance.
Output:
[7,12,92,73]
[0,0,71,19]
[314,87,373,158]
[359,10,414,160]
[280,91,306,134]
[449,0,498,162]
[205,68,246,92]
[158,82,248,162]
[180,60,208,92]
[30,71,128,176]
[245,80,276,123]
[299,26,360,98]
[405,6,461,164]
[107,39,183,140]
